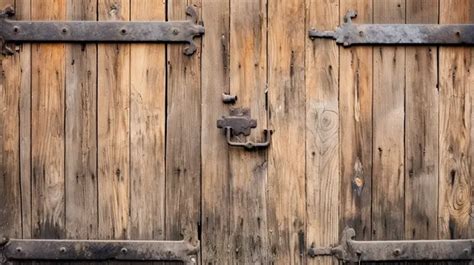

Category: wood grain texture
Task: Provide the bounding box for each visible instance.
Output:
[165,0,201,250]
[97,0,130,240]
[31,0,66,240]
[372,0,405,241]
[65,0,98,240]
[339,0,373,241]
[405,0,439,240]
[267,0,306,264]
[129,0,165,242]
[201,0,231,263]
[228,0,268,263]
[0,0,21,240]
[306,0,339,264]
[439,0,473,240]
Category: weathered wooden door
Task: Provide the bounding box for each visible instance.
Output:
[0,0,472,264]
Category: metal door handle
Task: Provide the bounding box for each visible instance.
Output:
[224,127,271,150]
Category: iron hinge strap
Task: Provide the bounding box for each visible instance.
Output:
[0,237,199,265]
[309,10,474,46]
[0,5,204,56]
[308,228,473,262]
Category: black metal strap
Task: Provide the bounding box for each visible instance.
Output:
[0,5,204,55]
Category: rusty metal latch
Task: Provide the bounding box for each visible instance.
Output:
[0,5,204,55]
[309,10,474,46]
[217,108,271,150]
[308,227,473,262]
[0,237,199,264]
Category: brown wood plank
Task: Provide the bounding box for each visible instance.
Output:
[201,0,231,263]
[267,0,306,264]
[405,0,439,240]
[372,0,406,241]
[339,0,373,241]
[31,0,66,240]
[97,0,130,240]
[129,0,166,243]
[0,0,22,241]
[165,0,201,257]
[306,0,339,264]
[439,0,473,240]
[228,0,268,263]
[65,0,98,240]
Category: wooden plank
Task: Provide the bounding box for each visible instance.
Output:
[31,0,66,240]
[267,0,305,264]
[165,0,201,253]
[65,0,98,240]
[439,0,473,240]
[339,0,373,241]
[372,0,405,241]
[0,0,21,241]
[129,0,166,242]
[17,0,32,240]
[97,0,130,240]
[228,0,268,263]
[201,0,231,263]
[306,0,339,264]
[405,0,439,240]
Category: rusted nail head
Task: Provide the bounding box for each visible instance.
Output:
[393,248,401,256]
[120,28,127,35]
[172,29,179,35]
[59,247,67,253]
[120,247,128,254]
[16,247,22,252]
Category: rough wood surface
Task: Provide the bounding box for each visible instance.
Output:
[306,1,340,264]
[31,0,66,241]
[97,0,130,240]
[65,0,98,240]
[339,0,373,241]
[372,0,406,241]
[129,0,166,242]
[268,0,306,264]
[405,0,439,240]
[201,0,231,263]
[228,0,268,263]
[439,0,473,240]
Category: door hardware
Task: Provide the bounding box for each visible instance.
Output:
[308,227,473,262]
[0,237,198,264]
[0,5,204,55]
[222,93,237,104]
[217,108,271,150]
[309,10,474,46]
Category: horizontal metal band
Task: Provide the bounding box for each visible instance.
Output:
[309,10,474,46]
[1,238,198,264]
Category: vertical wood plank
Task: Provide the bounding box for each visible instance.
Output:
[372,0,405,241]
[405,0,439,240]
[268,0,306,264]
[201,0,230,263]
[65,0,98,240]
[306,0,339,264]
[228,0,268,263]
[0,0,22,241]
[339,0,373,241]
[97,0,130,240]
[129,0,166,243]
[165,0,201,254]
[31,0,66,240]
[439,0,473,240]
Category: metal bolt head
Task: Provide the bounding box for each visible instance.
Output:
[393,248,401,256]
[59,247,66,253]
[120,247,128,254]
[190,257,196,264]
[172,29,179,35]
[61,28,67,33]
[463,248,470,255]
[13,26,19,33]
[15,247,22,252]
[120,28,127,35]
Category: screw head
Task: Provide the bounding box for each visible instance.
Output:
[393,248,401,256]
[15,247,22,252]
[59,247,66,253]
[120,247,128,254]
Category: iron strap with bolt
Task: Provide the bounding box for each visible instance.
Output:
[309,10,474,46]
[0,237,199,264]
[308,227,473,262]
[0,5,204,55]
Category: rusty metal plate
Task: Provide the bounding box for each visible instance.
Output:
[0,238,198,264]
[0,5,204,55]
[309,10,474,46]
[217,108,257,136]
[308,227,473,262]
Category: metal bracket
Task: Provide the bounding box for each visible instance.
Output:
[308,227,473,262]
[217,108,271,150]
[309,10,474,46]
[0,5,204,55]
[0,237,198,264]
